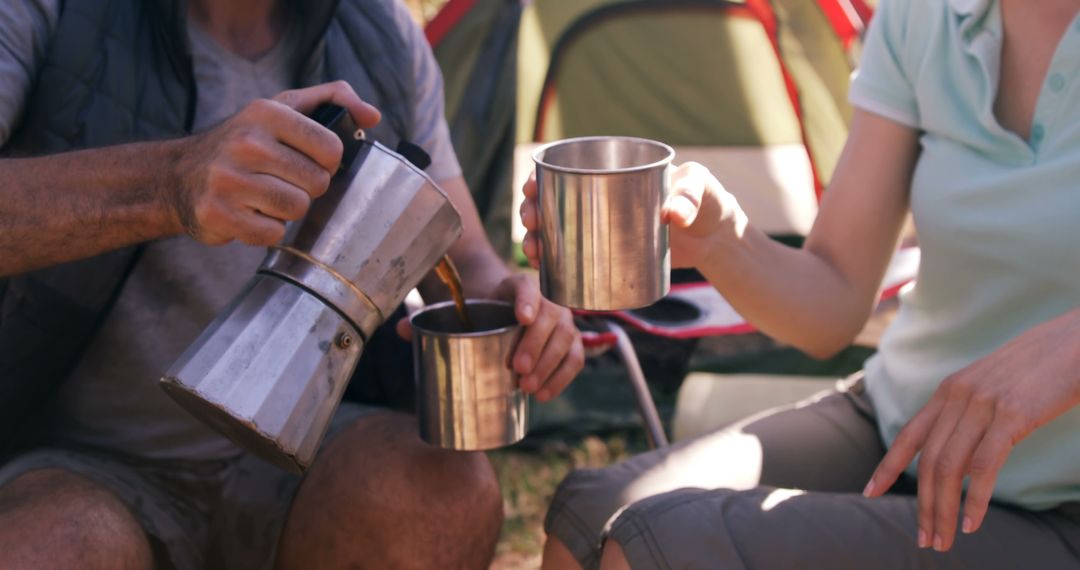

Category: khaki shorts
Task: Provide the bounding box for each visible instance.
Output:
[0,402,378,570]
[546,375,1080,569]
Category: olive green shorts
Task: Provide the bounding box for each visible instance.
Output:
[545,376,1080,569]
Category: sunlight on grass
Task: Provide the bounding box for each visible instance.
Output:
[487,435,640,569]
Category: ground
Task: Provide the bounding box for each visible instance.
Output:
[487,434,642,570]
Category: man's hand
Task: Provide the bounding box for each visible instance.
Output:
[167,81,381,246]
[862,309,1080,552]
[492,274,584,402]
[397,273,584,402]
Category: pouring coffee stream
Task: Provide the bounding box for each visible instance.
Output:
[314,104,472,330]
[434,255,474,331]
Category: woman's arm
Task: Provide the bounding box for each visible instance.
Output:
[663,109,920,357]
[521,109,921,357]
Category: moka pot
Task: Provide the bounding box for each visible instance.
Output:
[161,106,462,473]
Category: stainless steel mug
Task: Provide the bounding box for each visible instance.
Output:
[413,300,527,450]
[162,106,463,473]
[533,136,673,311]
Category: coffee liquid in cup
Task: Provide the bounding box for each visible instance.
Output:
[434,255,474,331]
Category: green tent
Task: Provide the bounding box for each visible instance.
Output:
[429,0,873,256]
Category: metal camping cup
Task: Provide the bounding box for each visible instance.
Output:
[533,136,673,311]
[161,106,463,473]
[413,300,527,450]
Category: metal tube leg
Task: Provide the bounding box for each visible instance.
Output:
[606,321,669,449]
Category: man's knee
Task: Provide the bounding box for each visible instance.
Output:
[281,412,502,568]
[329,412,502,523]
[0,468,153,570]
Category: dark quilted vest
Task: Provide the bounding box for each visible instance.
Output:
[0,0,418,451]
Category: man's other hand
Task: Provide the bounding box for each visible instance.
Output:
[493,274,584,402]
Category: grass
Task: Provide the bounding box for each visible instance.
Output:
[487,434,645,570]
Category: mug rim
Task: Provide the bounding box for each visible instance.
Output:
[532,135,675,175]
[409,299,520,338]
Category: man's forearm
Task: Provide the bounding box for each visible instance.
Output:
[0,140,184,277]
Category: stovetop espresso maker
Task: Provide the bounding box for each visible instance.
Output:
[161,105,462,473]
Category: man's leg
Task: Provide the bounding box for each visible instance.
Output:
[276,411,503,569]
[0,468,153,570]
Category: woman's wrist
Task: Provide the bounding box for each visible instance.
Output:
[698,211,759,276]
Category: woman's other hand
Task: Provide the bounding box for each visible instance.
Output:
[862,309,1080,552]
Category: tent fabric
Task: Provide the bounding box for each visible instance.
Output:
[516,0,858,190]
[428,0,867,253]
[428,0,523,260]
[508,0,857,244]
[533,6,805,147]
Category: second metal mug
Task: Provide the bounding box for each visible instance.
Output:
[413,300,527,450]
[533,136,673,311]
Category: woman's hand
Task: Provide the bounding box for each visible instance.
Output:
[661,162,747,269]
[862,309,1080,552]
[519,174,543,269]
[520,162,747,271]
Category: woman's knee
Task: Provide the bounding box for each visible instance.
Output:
[598,539,631,570]
[548,466,632,528]
[542,533,583,570]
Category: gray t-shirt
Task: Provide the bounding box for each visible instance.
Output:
[0,0,462,459]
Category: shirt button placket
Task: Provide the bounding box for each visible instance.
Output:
[1031,122,1046,151]
[1048,73,1066,93]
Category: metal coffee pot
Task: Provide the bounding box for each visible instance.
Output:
[161,106,463,473]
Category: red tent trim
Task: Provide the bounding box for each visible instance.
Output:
[425,0,477,47]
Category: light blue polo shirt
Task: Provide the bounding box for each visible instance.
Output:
[850,0,1080,510]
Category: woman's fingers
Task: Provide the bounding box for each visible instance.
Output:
[865,397,943,498]
[520,175,543,268]
[663,163,707,228]
[914,395,967,550]
[961,420,1014,536]
[929,400,993,551]
[522,233,542,269]
[865,381,1012,552]
[520,188,538,231]
[522,173,538,199]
